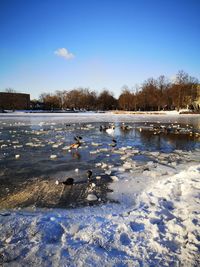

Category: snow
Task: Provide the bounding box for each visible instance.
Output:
[0,113,200,266]
[0,152,200,266]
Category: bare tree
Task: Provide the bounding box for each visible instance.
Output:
[156,75,169,111]
[97,89,117,110]
[118,86,135,111]
[4,88,17,93]
[39,93,60,110]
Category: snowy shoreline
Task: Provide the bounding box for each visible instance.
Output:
[0,152,200,266]
[0,109,199,116]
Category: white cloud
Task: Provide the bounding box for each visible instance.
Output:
[54,48,75,60]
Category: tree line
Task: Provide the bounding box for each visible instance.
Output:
[2,70,199,111]
[118,71,199,111]
[39,88,117,111]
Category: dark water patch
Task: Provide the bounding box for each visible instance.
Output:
[133,154,155,162]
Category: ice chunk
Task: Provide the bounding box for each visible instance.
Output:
[62,146,70,150]
[87,194,98,201]
[90,150,97,154]
[111,176,119,182]
[91,142,102,146]
[50,155,57,159]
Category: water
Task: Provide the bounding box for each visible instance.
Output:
[0,113,200,209]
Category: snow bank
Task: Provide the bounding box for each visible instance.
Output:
[0,161,200,266]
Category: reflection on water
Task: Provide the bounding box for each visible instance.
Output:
[0,115,200,209]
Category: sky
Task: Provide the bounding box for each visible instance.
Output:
[0,0,200,99]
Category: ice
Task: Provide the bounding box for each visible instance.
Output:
[50,155,57,159]
[86,194,98,201]
[101,163,108,169]
[13,145,23,149]
[52,143,61,148]
[110,176,119,182]
[1,144,7,148]
[95,163,101,167]
[62,145,70,150]
[123,161,133,169]
[91,142,102,146]
[90,150,98,154]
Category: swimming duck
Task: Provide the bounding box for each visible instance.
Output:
[70,141,81,149]
[70,136,82,149]
[74,136,82,141]
[99,125,108,132]
[120,123,130,131]
[106,125,115,135]
[110,138,117,147]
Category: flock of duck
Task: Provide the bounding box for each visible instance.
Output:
[54,123,129,198]
[54,121,200,200]
[138,122,200,137]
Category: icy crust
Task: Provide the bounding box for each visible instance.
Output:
[0,160,200,266]
[1,111,200,125]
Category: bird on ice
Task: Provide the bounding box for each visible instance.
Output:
[55,170,93,186]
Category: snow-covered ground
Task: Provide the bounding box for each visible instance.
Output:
[0,157,200,266]
[0,114,200,266]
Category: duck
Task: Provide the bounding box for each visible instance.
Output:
[87,170,93,182]
[70,141,81,149]
[62,177,74,185]
[74,136,82,142]
[99,125,108,132]
[164,127,172,135]
[70,136,82,149]
[120,123,130,131]
[55,170,93,187]
[106,125,115,135]
[55,177,74,186]
[110,138,117,147]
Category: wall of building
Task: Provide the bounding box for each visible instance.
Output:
[0,92,30,110]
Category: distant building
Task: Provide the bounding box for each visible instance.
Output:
[0,92,30,110]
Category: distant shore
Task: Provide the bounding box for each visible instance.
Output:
[0,109,200,116]
[110,109,200,115]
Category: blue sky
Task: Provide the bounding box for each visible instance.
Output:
[0,0,200,99]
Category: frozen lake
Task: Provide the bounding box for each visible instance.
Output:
[0,113,200,266]
[0,113,200,209]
